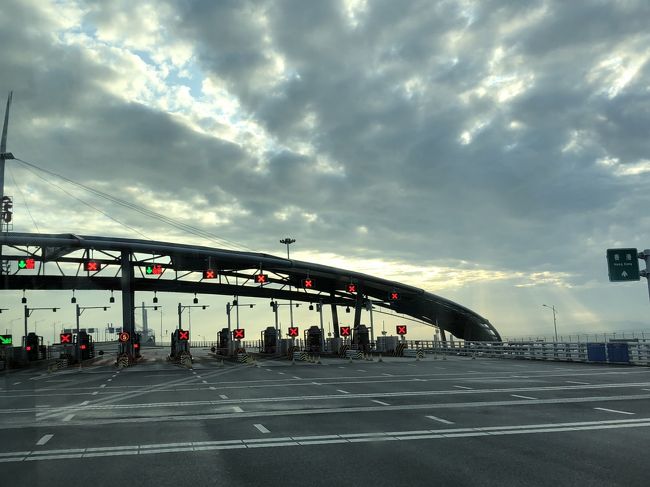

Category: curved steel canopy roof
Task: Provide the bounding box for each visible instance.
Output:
[0,232,501,341]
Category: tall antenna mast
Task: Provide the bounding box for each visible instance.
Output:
[1,91,15,274]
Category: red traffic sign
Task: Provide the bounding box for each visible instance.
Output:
[346,283,357,293]
[302,278,313,289]
[60,333,73,343]
[389,291,400,301]
[118,332,130,343]
[84,260,101,272]
[203,269,217,279]
[340,326,351,337]
[396,325,408,335]
[178,330,190,341]
[255,273,268,284]
[288,327,299,337]
[233,328,245,339]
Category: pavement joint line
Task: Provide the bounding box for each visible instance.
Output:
[36,434,54,446]
[426,415,455,425]
[252,424,271,434]
[594,407,635,415]
[510,394,537,400]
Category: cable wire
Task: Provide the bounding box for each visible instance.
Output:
[8,166,41,233]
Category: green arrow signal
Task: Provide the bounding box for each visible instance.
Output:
[146,266,153,274]
[0,335,12,345]
[18,260,26,269]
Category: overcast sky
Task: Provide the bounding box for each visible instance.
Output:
[1,0,650,342]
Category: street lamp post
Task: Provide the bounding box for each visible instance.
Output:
[280,238,296,327]
[542,304,558,342]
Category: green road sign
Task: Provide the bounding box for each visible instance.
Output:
[607,248,640,281]
[0,335,12,345]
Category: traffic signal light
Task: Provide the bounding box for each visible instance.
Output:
[18,258,35,270]
[118,332,130,343]
[340,326,351,337]
[388,291,400,301]
[145,264,163,275]
[396,325,408,335]
[288,327,299,337]
[60,333,73,344]
[84,260,101,272]
[255,273,268,284]
[80,344,87,350]
[302,278,314,289]
[233,329,245,339]
[346,283,357,293]
[0,334,12,345]
[1,196,12,223]
[134,343,140,350]
[178,330,190,341]
[203,269,217,279]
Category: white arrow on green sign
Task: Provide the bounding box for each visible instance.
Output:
[607,248,640,282]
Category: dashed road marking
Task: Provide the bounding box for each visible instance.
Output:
[99,385,106,389]
[292,376,301,380]
[278,372,285,375]
[219,395,228,399]
[426,415,454,425]
[62,414,75,422]
[337,389,350,394]
[372,400,390,406]
[91,392,98,395]
[357,370,366,372]
[13,382,21,385]
[511,394,537,400]
[312,382,322,385]
[265,369,272,372]
[232,406,244,413]
[382,373,393,377]
[453,385,473,390]
[107,379,112,382]
[254,424,270,434]
[209,387,216,390]
[594,407,634,415]
[80,401,90,406]
[566,381,589,385]
[202,381,208,384]
[36,435,54,446]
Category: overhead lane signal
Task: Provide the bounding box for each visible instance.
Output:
[178,330,190,341]
[203,269,217,279]
[346,283,357,293]
[288,327,299,337]
[255,273,268,285]
[233,329,245,339]
[145,264,163,275]
[118,332,130,343]
[388,291,400,301]
[302,278,314,289]
[340,326,351,337]
[60,333,72,344]
[396,325,408,335]
[84,260,101,272]
[18,258,35,270]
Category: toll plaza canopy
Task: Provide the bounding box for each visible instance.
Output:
[0,232,501,341]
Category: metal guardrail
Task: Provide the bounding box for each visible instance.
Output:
[420,341,650,366]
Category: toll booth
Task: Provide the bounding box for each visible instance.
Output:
[352,325,370,353]
[304,326,322,353]
[23,333,46,361]
[376,336,399,353]
[217,328,231,355]
[170,329,190,360]
[261,327,278,354]
[75,331,96,361]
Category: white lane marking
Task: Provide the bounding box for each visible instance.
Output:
[426,415,455,425]
[107,379,112,382]
[13,382,21,385]
[566,381,589,385]
[338,367,345,369]
[232,406,244,413]
[80,401,90,406]
[6,418,650,462]
[202,381,208,384]
[292,376,301,380]
[311,382,322,385]
[278,372,285,375]
[511,394,537,400]
[382,373,393,377]
[62,414,75,422]
[36,435,54,446]
[254,424,270,434]
[265,369,272,372]
[219,395,228,399]
[594,407,635,415]
[408,364,417,367]
[91,392,98,395]
[453,385,473,390]
[209,387,216,390]
[357,370,366,373]
[336,389,350,394]
[372,400,390,406]
[99,385,106,389]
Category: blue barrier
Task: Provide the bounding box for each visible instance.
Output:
[587,343,607,362]
[607,342,630,364]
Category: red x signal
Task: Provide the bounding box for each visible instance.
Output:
[84,260,100,272]
[302,278,313,288]
[203,269,216,279]
[178,330,190,341]
[256,273,268,284]
[340,326,351,337]
[346,283,357,293]
[288,327,299,337]
[233,329,245,339]
[396,325,408,335]
[118,332,130,343]
[60,333,72,343]
[389,291,400,301]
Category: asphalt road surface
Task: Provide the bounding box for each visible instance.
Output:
[2,348,650,486]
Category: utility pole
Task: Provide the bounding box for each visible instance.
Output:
[280,238,296,327]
